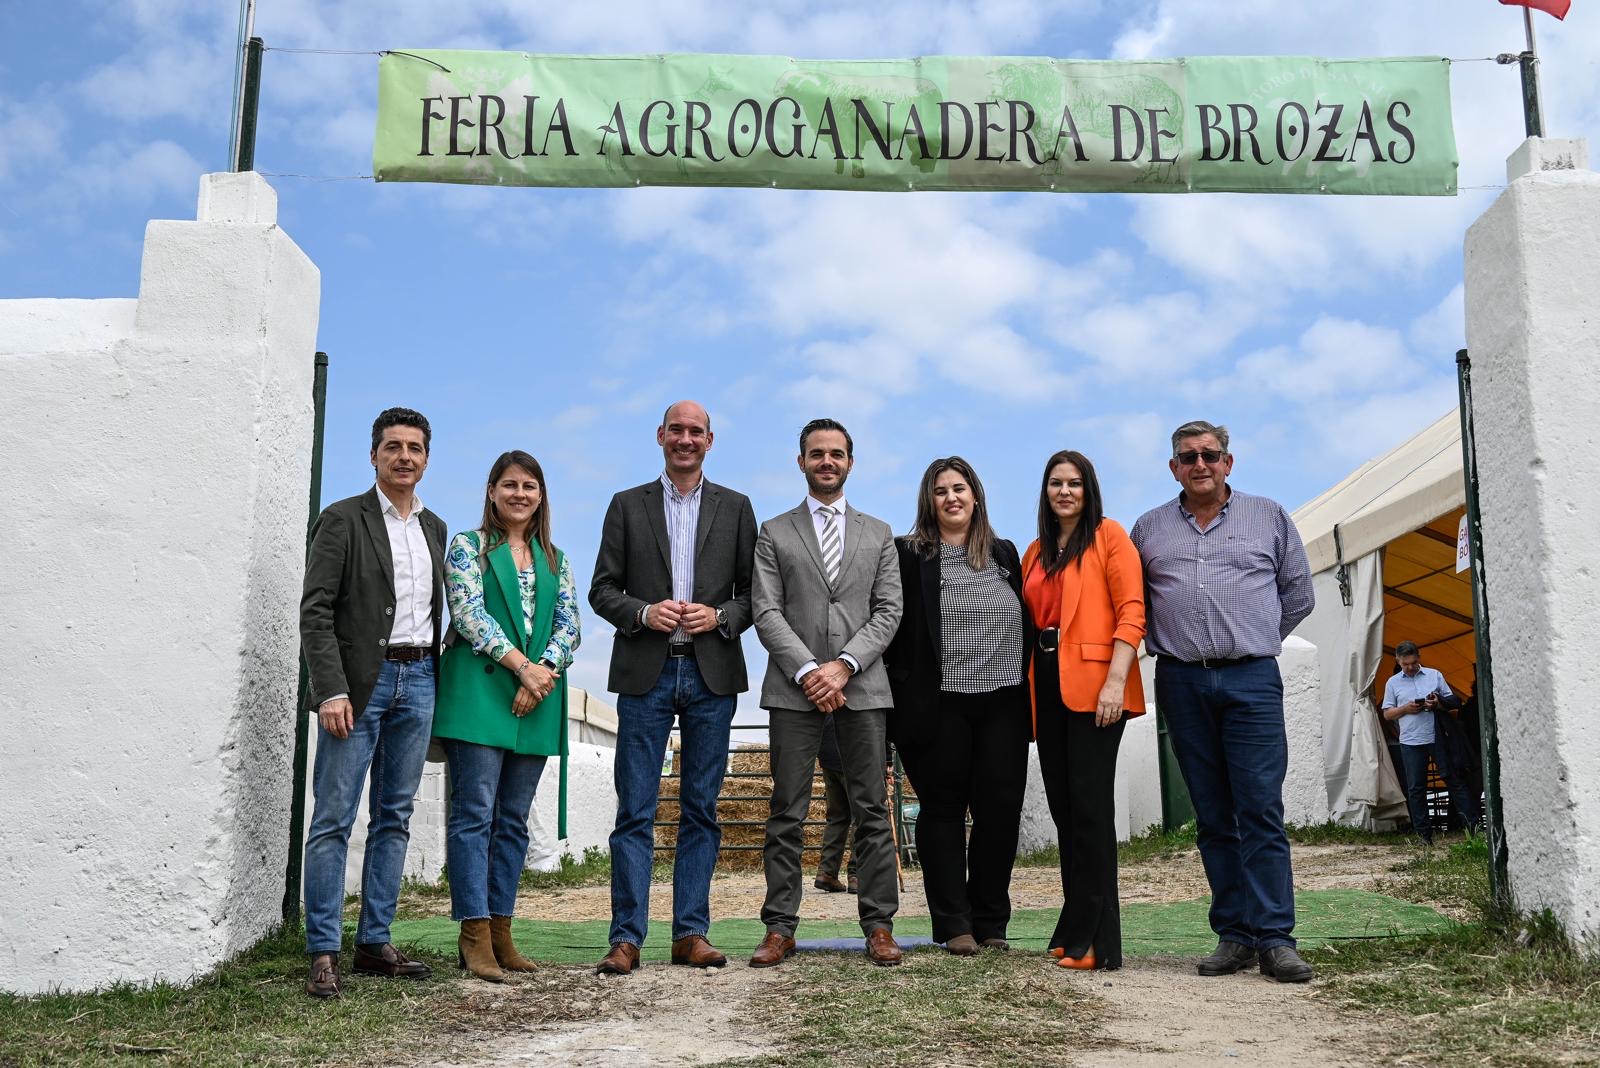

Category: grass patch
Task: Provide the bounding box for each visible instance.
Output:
[722,950,1106,1067]
[1307,836,1600,1068]
[0,925,621,1068]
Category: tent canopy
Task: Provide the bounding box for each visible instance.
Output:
[1295,410,1465,576]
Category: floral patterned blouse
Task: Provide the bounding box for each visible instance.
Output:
[445,530,581,670]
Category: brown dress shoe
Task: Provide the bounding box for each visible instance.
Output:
[305,953,340,999]
[595,942,641,975]
[353,942,431,979]
[671,934,728,968]
[749,932,797,968]
[813,872,848,893]
[945,934,979,956]
[847,874,859,894]
[979,937,1011,951]
[865,928,902,966]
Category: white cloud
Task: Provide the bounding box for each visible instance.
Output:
[73,140,205,203]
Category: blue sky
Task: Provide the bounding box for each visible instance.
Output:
[4,1,1597,711]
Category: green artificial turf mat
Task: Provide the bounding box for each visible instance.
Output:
[383,888,1455,964]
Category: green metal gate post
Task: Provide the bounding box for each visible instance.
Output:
[283,351,329,925]
[1155,701,1195,832]
[1455,349,1510,911]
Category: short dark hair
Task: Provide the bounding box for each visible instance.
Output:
[799,418,853,457]
[1395,641,1421,658]
[371,408,431,454]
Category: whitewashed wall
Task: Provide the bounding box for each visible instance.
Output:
[0,173,319,994]
[1465,138,1600,949]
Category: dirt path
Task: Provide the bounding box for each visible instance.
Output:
[514,842,1416,923]
[429,843,1417,1067]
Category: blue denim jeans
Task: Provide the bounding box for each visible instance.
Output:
[1398,741,1480,840]
[609,656,735,946]
[303,659,435,954]
[1156,657,1297,951]
[442,739,547,920]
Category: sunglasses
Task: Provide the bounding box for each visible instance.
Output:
[1175,449,1226,465]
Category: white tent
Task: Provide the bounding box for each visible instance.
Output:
[1291,409,1476,828]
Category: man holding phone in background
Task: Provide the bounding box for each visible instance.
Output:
[1381,641,1482,845]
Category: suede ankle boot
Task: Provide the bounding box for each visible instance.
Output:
[458,918,506,982]
[490,915,537,972]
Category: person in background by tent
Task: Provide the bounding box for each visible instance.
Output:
[432,450,580,981]
[1131,420,1316,984]
[813,713,859,894]
[1381,641,1481,845]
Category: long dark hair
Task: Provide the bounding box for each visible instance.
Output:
[905,456,998,570]
[1035,450,1104,575]
[479,450,557,569]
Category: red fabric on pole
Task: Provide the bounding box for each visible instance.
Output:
[1499,0,1571,20]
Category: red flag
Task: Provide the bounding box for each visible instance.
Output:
[1500,0,1571,19]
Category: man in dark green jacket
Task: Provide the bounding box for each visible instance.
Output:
[298,408,447,999]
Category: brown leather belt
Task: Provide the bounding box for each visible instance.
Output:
[384,644,432,662]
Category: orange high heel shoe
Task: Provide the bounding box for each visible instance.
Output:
[1048,947,1066,959]
[1056,947,1097,970]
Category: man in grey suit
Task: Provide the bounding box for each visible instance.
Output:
[750,418,905,967]
[589,400,757,975]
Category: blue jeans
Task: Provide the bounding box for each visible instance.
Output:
[303,659,435,954]
[442,739,547,920]
[1398,741,1480,840]
[609,656,735,946]
[1156,657,1297,951]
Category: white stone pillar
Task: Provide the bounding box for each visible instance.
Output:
[1279,636,1326,828]
[1464,138,1600,948]
[0,172,320,992]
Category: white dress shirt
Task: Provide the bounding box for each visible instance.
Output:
[378,484,435,647]
[794,495,859,682]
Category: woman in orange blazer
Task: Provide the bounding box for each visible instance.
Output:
[1021,449,1146,971]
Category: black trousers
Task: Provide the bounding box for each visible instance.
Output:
[1034,649,1126,968]
[896,684,1030,943]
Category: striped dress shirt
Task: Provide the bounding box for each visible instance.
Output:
[661,473,702,642]
[1130,488,1314,662]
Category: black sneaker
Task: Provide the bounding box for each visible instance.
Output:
[1197,940,1258,976]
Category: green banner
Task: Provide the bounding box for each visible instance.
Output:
[374,51,1457,196]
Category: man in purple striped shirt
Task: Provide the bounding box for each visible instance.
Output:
[1130,420,1316,984]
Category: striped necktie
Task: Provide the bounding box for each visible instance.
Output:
[820,506,842,586]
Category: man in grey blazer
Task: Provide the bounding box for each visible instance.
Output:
[589,400,757,975]
[750,418,905,967]
[299,407,446,998]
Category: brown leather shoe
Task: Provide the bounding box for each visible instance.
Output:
[595,942,641,975]
[671,934,728,968]
[847,874,859,894]
[305,953,340,999]
[945,934,979,956]
[865,928,902,966]
[979,937,1011,951]
[813,872,848,893]
[352,942,431,979]
[749,932,797,968]
[458,919,506,983]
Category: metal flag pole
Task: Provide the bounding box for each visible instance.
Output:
[228,0,259,170]
[1520,7,1546,137]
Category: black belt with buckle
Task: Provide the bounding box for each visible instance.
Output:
[667,642,696,659]
[384,644,432,662]
[1036,627,1060,653]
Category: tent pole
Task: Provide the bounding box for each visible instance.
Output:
[1455,349,1510,912]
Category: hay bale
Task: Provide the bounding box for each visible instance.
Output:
[654,743,916,872]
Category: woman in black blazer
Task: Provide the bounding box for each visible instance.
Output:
[884,456,1033,955]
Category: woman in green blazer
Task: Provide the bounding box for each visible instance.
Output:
[434,450,580,981]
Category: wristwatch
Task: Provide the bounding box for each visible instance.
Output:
[715,607,728,629]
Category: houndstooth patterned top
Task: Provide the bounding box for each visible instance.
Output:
[938,542,1026,693]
